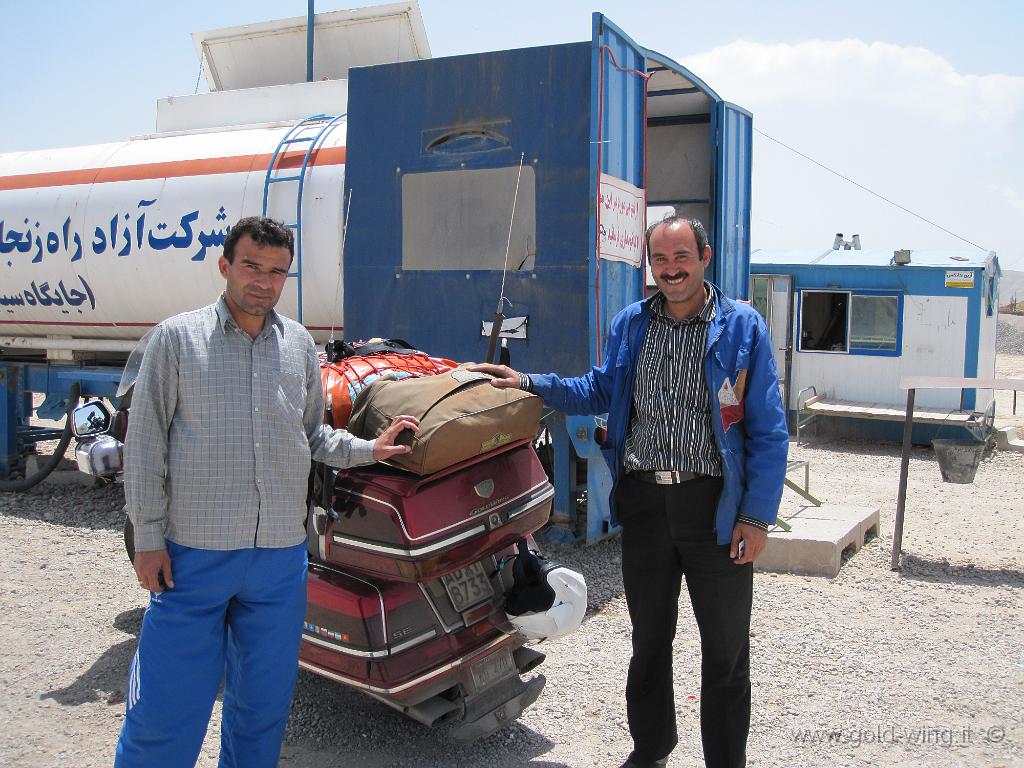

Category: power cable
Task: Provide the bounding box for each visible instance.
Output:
[755,128,988,252]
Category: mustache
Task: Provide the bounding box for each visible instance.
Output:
[660,272,689,281]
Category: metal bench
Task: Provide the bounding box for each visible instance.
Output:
[795,386,991,445]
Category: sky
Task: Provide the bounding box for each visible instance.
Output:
[1,0,1021,270]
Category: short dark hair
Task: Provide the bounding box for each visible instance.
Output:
[645,214,709,258]
[222,216,295,264]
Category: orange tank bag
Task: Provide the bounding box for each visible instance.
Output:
[319,344,458,428]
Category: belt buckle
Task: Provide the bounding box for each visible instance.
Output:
[653,471,675,485]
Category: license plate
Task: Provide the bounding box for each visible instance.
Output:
[442,561,494,613]
[470,647,515,690]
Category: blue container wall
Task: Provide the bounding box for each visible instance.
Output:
[344,33,753,378]
[344,44,596,375]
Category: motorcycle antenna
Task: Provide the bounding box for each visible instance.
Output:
[320,189,354,516]
[328,188,353,347]
[485,151,526,364]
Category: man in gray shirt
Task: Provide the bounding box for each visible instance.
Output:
[115,216,417,767]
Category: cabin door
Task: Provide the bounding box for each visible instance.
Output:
[750,274,793,412]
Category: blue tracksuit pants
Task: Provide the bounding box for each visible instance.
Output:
[115,541,308,768]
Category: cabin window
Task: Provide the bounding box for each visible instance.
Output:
[799,290,902,356]
[849,295,899,352]
[401,165,537,271]
[799,291,848,352]
[751,275,770,320]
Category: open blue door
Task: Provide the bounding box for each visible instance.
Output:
[558,15,650,545]
[588,13,648,366]
[713,102,753,300]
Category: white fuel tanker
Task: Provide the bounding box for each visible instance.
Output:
[0,2,430,355]
[0,121,347,350]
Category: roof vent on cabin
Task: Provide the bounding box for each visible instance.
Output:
[893,249,912,266]
[832,233,862,250]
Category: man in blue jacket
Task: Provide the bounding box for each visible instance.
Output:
[471,215,788,768]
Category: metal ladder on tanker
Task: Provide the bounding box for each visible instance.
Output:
[262,113,346,324]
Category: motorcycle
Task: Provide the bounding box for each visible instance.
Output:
[70,331,586,741]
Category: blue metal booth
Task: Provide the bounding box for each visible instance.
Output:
[344,13,753,544]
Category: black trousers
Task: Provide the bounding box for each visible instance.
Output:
[616,474,752,768]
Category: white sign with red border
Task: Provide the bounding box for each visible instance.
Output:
[598,173,645,268]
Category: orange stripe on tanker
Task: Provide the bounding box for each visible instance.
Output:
[0,147,346,191]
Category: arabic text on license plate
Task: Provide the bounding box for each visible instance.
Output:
[471,647,515,690]
[442,561,494,613]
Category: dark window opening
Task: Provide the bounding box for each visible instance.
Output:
[800,291,848,352]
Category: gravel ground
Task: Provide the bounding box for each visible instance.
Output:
[998,315,1024,355]
[1,361,1022,768]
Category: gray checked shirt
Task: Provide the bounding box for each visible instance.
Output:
[124,296,377,552]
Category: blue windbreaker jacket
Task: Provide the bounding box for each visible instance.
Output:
[531,286,789,544]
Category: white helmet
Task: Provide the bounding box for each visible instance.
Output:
[504,542,587,642]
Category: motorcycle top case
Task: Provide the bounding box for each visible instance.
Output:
[348,366,543,476]
[325,441,553,581]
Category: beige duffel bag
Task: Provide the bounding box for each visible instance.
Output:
[348,366,543,475]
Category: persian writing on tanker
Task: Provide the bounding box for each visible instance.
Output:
[0,275,96,313]
[0,200,231,265]
[598,173,645,268]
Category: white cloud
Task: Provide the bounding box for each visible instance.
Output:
[676,39,1024,270]
[1003,186,1024,213]
[685,39,1024,127]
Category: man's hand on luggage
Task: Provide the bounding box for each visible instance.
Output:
[135,548,174,592]
[466,363,520,388]
[373,415,420,460]
[731,523,767,564]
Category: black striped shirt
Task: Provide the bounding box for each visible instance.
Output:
[623,284,723,477]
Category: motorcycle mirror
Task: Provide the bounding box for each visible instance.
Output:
[71,401,112,438]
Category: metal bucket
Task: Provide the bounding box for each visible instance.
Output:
[931,439,986,484]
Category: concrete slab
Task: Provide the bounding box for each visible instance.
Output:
[756,505,879,578]
[994,426,1024,453]
[788,504,881,544]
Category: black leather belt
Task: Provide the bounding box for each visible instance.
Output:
[629,470,702,485]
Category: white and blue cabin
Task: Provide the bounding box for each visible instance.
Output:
[749,246,1001,442]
